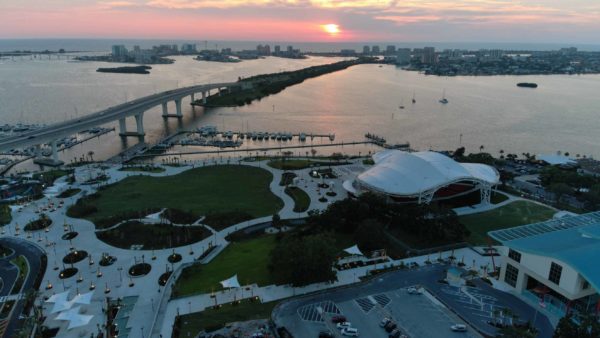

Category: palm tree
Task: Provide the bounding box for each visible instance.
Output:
[479,145,485,152]
[88,151,95,162]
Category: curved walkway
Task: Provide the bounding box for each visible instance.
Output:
[2,157,348,338]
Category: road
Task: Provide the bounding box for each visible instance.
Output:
[0,238,46,338]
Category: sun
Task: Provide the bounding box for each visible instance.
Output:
[322,23,340,36]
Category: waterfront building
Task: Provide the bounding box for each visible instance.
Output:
[181,43,197,54]
[343,150,499,204]
[422,46,437,64]
[340,49,356,56]
[274,45,281,53]
[111,45,128,57]
[385,45,396,55]
[372,45,381,54]
[257,44,271,55]
[396,48,411,65]
[363,45,370,54]
[489,212,600,318]
[287,45,293,53]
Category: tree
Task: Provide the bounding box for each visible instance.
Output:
[554,313,600,338]
[553,314,580,338]
[452,147,466,158]
[549,182,572,205]
[269,233,337,287]
[497,322,538,338]
[87,151,94,162]
[272,213,282,229]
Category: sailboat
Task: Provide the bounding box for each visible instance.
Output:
[439,89,448,104]
[412,91,416,104]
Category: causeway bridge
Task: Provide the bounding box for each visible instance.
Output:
[0,82,238,165]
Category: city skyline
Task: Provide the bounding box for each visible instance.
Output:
[1,1,600,43]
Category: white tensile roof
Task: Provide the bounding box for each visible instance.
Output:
[343,245,364,256]
[220,275,241,288]
[537,154,576,166]
[357,150,499,196]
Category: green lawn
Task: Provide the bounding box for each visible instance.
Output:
[0,204,11,226]
[119,165,165,173]
[268,159,314,170]
[96,222,212,249]
[460,200,556,245]
[57,188,81,198]
[33,169,72,185]
[177,300,277,335]
[173,235,277,297]
[75,165,283,226]
[284,187,311,212]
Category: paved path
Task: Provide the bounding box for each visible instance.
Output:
[2,158,349,338]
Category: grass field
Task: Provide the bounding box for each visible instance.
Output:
[96,222,212,249]
[78,165,283,225]
[284,187,311,212]
[268,159,314,170]
[173,235,277,297]
[119,165,165,173]
[460,200,556,245]
[177,300,277,335]
[0,204,11,226]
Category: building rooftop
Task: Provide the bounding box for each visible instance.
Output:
[356,150,499,196]
[489,211,600,292]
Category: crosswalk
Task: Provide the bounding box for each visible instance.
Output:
[297,300,341,322]
[0,294,23,303]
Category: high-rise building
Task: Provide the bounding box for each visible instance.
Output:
[111,45,128,57]
[421,47,436,64]
[274,45,281,53]
[181,43,197,54]
[372,46,380,54]
[363,46,370,54]
[287,45,293,53]
[396,48,411,64]
[385,45,396,55]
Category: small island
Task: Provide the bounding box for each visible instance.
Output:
[517,82,538,88]
[96,66,152,74]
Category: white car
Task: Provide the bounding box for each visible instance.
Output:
[336,322,352,330]
[450,324,467,332]
[407,287,423,295]
[341,327,359,336]
[379,317,391,327]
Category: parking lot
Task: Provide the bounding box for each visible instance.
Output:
[273,265,554,338]
[275,283,481,338]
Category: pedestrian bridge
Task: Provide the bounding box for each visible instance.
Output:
[0,81,238,165]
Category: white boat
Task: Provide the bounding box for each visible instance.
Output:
[439,89,448,104]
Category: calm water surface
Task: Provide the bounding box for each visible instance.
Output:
[1,55,599,172]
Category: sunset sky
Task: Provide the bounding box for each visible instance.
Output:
[1,1,599,43]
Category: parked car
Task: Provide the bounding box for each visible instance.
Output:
[318,330,334,338]
[331,315,347,323]
[407,286,423,295]
[379,317,391,327]
[337,322,352,330]
[388,329,402,338]
[341,327,359,336]
[384,322,398,332]
[451,324,467,332]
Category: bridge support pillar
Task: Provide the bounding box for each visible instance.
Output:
[119,118,127,135]
[33,140,64,167]
[175,99,183,117]
[135,113,145,136]
[51,140,59,162]
[162,102,169,117]
[202,91,207,104]
[190,93,195,103]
